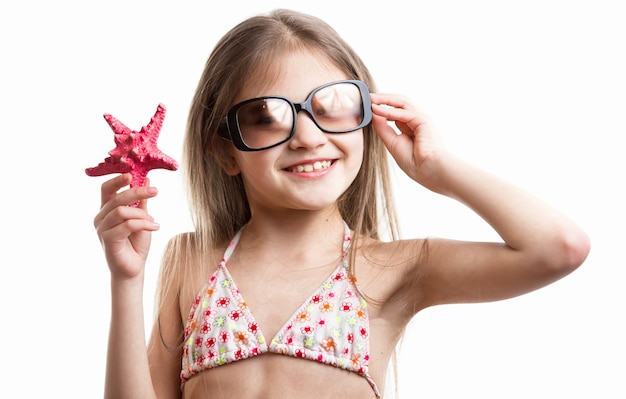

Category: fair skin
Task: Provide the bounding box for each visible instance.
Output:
[95,50,590,398]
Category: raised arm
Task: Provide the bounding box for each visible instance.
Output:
[370,93,590,307]
[94,173,160,399]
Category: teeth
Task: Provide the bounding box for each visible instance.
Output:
[290,160,332,173]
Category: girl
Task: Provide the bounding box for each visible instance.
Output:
[94,9,590,399]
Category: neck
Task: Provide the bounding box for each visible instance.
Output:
[237,209,347,267]
[248,205,343,236]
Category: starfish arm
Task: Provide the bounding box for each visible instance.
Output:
[85,158,133,176]
[143,153,180,171]
[103,114,132,136]
[142,103,166,146]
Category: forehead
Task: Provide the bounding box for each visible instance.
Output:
[235,49,350,103]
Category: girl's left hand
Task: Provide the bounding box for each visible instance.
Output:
[370,92,446,191]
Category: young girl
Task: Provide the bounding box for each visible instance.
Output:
[94,9,590,399]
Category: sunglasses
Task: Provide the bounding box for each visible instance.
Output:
[219,80,372,151]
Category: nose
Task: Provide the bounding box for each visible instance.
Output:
[288,112,328,150]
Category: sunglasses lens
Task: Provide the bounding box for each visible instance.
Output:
[237,99,293,150]
[311,82,364,132]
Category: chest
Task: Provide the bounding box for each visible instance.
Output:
[226,261,357,338]
[180,260,374,380]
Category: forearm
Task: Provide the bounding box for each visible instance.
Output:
[105,274,157,399]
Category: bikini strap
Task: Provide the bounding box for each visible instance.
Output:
[341,221,352,271]
[221,228,243,265]
[223,222,350,269]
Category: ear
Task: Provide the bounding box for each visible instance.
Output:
[218,149,241,176]
[222,160,241,176]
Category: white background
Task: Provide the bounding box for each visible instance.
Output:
[1,1,624,397]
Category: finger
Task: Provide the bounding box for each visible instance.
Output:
[95,183,158,229]
[98,216,160,243]
[372,103,425,130]
[372,113,402,149]
[96,204,159,241]
[371,115,416,177]
[100,173,132,208]
[371,104,415,138]
[107,183,157,210]
[137,177,152,212]
[370,93,428,133]
[370,92,414,110]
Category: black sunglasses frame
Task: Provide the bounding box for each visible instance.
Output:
[218,79,372,151]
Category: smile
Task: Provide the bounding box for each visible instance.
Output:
[287,160,333,173]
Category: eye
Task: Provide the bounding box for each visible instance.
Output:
[237,99,293,133]
[252,105,277,126]
[314,104,328,117]
[239,101,280,128]
[312,84,361,121]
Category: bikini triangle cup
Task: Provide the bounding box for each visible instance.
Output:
[181,222,381,397]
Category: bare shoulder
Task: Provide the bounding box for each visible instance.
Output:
[353,235,431,320]
[157,232,226,321]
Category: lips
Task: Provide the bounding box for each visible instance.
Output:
[287,160,333,173]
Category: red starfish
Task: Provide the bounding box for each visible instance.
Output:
[85,103,179,190]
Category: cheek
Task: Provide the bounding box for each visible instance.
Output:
[233,150,277,178]
[346,132,365,165]
[333,132,365,183]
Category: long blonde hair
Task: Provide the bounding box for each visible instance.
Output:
[155,9,405,397]
[183,9,399,255]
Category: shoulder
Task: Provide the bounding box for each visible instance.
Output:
[352,235,432,319]
[157,232,227,321]
[160,231,228,277]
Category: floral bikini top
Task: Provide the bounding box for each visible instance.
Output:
[181,223,381,397]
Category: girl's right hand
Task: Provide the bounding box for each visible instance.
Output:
[370,93,446,193]
[93,173,160,280]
